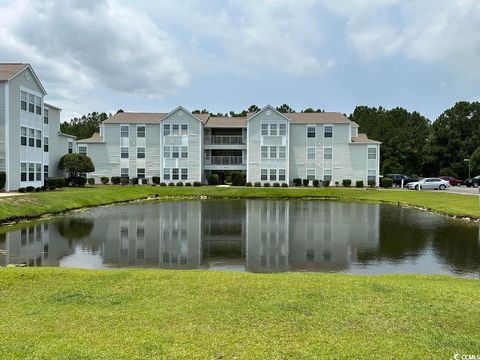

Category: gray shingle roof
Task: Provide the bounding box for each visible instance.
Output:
[0,63,28,81]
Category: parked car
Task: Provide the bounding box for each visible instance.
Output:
[384,174,420,187]
[464,175,480,188]
[407,178,450,190]
[439,176,463,186]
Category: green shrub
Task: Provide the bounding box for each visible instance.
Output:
[368,179,376,187]
[130,178,138,185]
[41,186,47,191]
[312,179,320,187]
[263,182,271,187]
[246,182,252,187]
[160,182,167,186]
[273,182,280,187]
[87,178,95,185]
[335,181,339,187]
[120,177,129,185]
[356,180,364,188]
[324,180,331,187]
[48,177,65,188]
[303,179,309,187]
[152,176,161,185]
[141,178,148,185]
[36,187,43,192]
[254,182,261,187]
[185,182,192,187]
[26,186,35,192]
[100,177,109,185]
[0,171,6,190]
[168,182,175,186]
[73,177,87,186]
[231,172,246,186]
[48,186,56,191]
[176,182,184,187]
[193,181,202,187]
[207,174,219,185]
[381,177,393,188]
[342,179,352,187]
[18,187,26,193]
[282,183,288,187]
[293,178,302,187]
[111,176,121,185]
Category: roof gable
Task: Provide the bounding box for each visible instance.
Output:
[160,105,204,124]
[246,105,291,122]
[0,63,47,94]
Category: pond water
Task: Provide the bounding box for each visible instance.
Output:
[1,200,479,277]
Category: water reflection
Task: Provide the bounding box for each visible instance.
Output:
[1,200,479,276]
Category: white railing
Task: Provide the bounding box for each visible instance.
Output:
[205,135,244,145]
[207,156,244,165]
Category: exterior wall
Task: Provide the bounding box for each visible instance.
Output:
[47,106,71,178]
[0,83,5,172]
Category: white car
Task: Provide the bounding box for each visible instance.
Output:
[407,177,450,190]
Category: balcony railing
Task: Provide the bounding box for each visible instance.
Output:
[206,156,244,165]
[205,135,244,145]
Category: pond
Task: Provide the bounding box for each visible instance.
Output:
[1,200,479,277]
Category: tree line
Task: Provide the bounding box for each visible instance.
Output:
[60,102,480,179]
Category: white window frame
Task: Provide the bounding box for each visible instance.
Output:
[270,124,277,136]
[279,169,286,181]
[181,168,188,180]
[324,147,332,160]
[137,168,146,179]
[261,123,268,136]
[368,147,377,160]
[279,146,286,159]
[120,125,129,138]
[279,123,287,136]
[163,168,170,180]
[163,124,170,136]
[172,168,179,180]
[307,147,315,160]
[306,168,315,180]
[137,147,145,159]
[78,145,87,155]
[270,146,277,159]
[261,169,268,181]
[181,146,188,159]
[136,125,146,138]
[307,125,316,138]
[261,146,268,159]
[324,125,333,138]
[324,169,332,181]
[164,146,170,158]
[121,168,129,178]
[269,169,276,181]
[121,146,129,159]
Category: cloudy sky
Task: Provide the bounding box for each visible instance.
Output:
[1,0,479,121]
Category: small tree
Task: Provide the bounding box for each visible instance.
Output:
[58,154,95,186]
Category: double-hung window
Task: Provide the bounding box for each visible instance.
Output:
[368,147,377,160]
[261,169,268,181]
[307,147,315,160]
[270,146,277,159]
[279,124,287,136]
[181,146,188,158]
[181,168,188,180]
[181,124,188,135]
[306,169,315,180]
[163,124,170,136]
[270,124,277,136]
[172,168,179,180]
[21,163,27,181]
[44,165,48,181]
[68,141,73,153]
[324,169,332,181]
[307,126,316,138]
[261,146,268,159]
[21,127,27,146]
[137,147,145,159]
[172,146,179,158]
[137,168,145,179]
[121,147,129,158]
[21,91,27,111]
[261,124,268,136]
[44,109,49,124]
[121,168,129,178]
[28,163,35,181]
[44,137,49,152]
[137,125,146,138]
[163,168,170,180]
[269,169,276,181]
[36,164,41,181]
[35,130,42,148]
[28,94,35,113]
[324,125,333,138]
[164,146,170,158]
[324,147,332,160]
[120,125,129,138]
[172,124,179,136]
[279,146,286,159]
[35,96,42,115]
[28,128,35,147]
[368,170,376,182]
[279,169,286,181]
[78,145,87,155]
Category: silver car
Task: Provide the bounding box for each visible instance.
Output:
[407,177,450,190]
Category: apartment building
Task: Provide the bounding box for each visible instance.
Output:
[79,106,381,185]
[0,63,76,191]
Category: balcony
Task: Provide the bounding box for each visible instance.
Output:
[206,156,244,166]
[205,135,244,145]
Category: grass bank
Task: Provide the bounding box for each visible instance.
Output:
[0,185,479,223]
[0,268,479,359]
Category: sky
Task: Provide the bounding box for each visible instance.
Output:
[1,0,479,122]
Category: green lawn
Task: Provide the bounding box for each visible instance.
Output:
[0,185,478,223]
[0,268,478,359]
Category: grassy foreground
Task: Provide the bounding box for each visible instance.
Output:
[0,268,479,359]
[0,185,479,223]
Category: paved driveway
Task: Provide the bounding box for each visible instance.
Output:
[448,186,480,196]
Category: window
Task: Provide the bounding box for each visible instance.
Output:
[35,96,42,115]
[28,94,34,113]
[163,168,170,180]
[68,141,73,154]
[181,124,188,135]
[172,124,179,136]
[21,127,27,146]
[121,168,129,178]
[120,125,129,137]
[307,147,315,160]
[261,123,268,136]
[279,123,287,136]
[44,108,49,124]
[137,125,146,138]
[35,130,42,148]
[270,124,277,136]
[21,91,27,111]
[121,147,129,158]
[44,165,48,181]
[368,170,376,182]
[172,168,179,180]
[324,169,332,181]
[269,169,276,181]
[137,147,145,159]
[261,146,268,159]
[279,169,286,181]
[172,146,179,158]
[78,145,87,155]
[279,146,286,159]
[307,169,315,180]
[181,168,188,180]
[163,124,170,136]
[368,147,377,160]
[307,126,316,138]
[181,146,188,158]
[261,169,268,181]
[36,163,41,181]
[137,168,145,179]
[270,146,277,159]
[324,147,332,160]
[28,163,34,181]
[43,137,49,152]
[164,146,170,158]
[28,128,35,147]
[324,125,333,138]
[21,163,27,181]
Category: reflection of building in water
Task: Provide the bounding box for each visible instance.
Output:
[246,200,289,272]
[2,223,50,266]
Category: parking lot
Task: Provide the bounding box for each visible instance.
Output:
[447,186,480,196]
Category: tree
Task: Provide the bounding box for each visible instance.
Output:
[248,105,260,113]
[303,108,315,113]
[58,154,95,185]
[61,111,109,140]
[470,147,480,176]
[276,104,295,113]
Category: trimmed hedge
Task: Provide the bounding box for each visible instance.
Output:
[152,176,161,185]
[48,177,65,188]
[185,182,192,187]
[254,182,261,187]
[231,172,246,186]
[18,187,26,193]
[111,176,121,185]
[168,182,175,186]
[342,179,352,187]
[207,174,219,186]
[293,178,302,187]
[160,182,167,187]
[120,177,129,185]
[324,180,331,187]
[246,182,252,187]
[26,186,35,192]
[87,178,95,185]
[100,177,109,185]
[0,171,6,190]
[312,179,320,187]
[303,179,309,187]
[176,182,184,187]
[130,178,138,185]
[141,178,148,185]
[381,177,393,188]
[368,179,376,187]
[193,181,202,187]
[273,182,280,187]
[263,183,271,187]
[356,180,364,188]
[281,183,288,188]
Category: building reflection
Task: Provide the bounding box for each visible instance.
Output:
[1,200,479,275]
